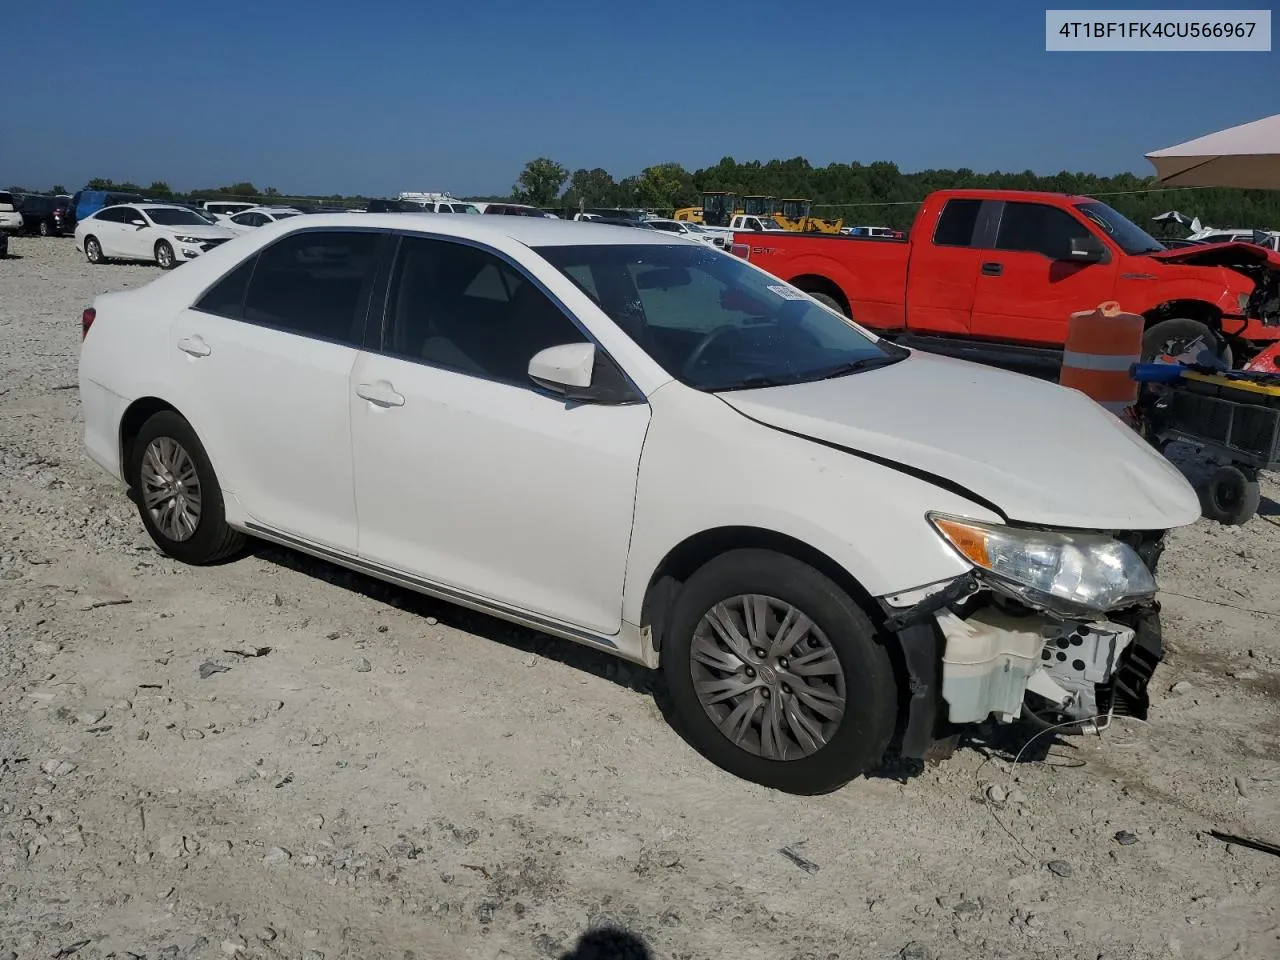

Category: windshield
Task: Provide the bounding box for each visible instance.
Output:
[535,243,906,391]
[147,208,215,226]
[272,211,299,220]
[1076,201,1165,255]
[454,203,480,214]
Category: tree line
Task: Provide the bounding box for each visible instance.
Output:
[510,157,1280,234]
[14,156,1280,234]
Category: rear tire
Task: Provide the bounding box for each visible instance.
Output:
[660,549,897,794]
[808,292,848,317]
[1142,317,1232,366]
[84,236,103,264]
[38,220,50,237]
[155,240,176,270]
[129,411,245,564]
[1199,464,1260,526]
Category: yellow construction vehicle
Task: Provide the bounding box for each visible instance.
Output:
[674,191,742,227]
[741,195,776,218]
[773,198,844,234]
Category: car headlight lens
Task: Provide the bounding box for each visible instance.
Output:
[929,514,1156,613]
[174,236,202,244]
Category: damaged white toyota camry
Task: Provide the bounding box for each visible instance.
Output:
[78,215,1202,793]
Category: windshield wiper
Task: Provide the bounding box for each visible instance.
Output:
[808,355,904,380]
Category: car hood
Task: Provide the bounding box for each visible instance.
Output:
[716,351,1201,531]
[1149,241,1280,270]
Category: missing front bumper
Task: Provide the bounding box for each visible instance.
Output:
[887,579,1164,757]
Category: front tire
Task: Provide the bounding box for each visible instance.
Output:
[661,549,897,793]
[155,240,176,270]
[84,236,103,264]
[1142,317,1232,366]
[129,411,245,564]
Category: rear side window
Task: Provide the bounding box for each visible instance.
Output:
[0,192,14,208]
[195,256,258,319]
[240,230,385,345]
[995,202,1092,259]
[932,199,982,247]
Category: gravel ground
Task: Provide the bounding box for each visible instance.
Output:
[1,234,1278,960]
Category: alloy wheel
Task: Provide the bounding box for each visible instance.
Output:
[140,437,202,541]
[689,594,846,760]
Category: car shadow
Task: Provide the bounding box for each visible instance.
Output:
[249,541,654,694]
[559,927,653,959]
[248,539,931,786]
[1258,494,1280,517]
[0,253,23,260]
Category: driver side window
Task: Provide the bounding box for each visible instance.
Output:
[384,237,588,386]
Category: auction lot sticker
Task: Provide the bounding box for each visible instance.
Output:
[1046,10,1271,51]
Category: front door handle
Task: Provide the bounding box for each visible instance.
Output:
[177,336,211,357]
[981,261,1003,276]
[356,380,405,408]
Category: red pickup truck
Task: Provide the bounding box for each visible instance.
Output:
[736,189,1280,368]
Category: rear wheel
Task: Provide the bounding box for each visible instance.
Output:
[129,411,245,564]
[661,549,897,794]
[155,240,176,270]
[38,220,50,237]
[808,292,847,317]
[84,236,103,264]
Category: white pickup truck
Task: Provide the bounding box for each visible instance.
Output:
[0,191,23,255]
[728,213,785,233]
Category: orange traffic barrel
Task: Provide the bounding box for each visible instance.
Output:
[1059,300,1143,416]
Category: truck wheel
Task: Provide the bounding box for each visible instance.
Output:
[1142,318,1232,366]
[808,292,848,317]
[1199,464,1260,526]
[661,549,897,794]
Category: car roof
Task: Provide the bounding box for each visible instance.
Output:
[239,206,300,215]
[272,212,692,247]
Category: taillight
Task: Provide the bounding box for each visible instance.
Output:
[81,307,96,339]
[730,242,750,260]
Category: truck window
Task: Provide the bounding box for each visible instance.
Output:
[933,199,982,247]
[995,202,1092,259]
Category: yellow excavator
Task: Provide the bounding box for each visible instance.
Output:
[674,191,741,227]
[773,198,844,234]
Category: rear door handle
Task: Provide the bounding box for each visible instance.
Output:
[981,262,1003,276]
[177,336,211,357]
[356,380,405,408]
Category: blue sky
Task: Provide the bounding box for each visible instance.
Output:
[5,0,1275,196]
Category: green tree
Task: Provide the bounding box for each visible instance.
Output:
[636,162,696,211]
[148,180,173,196]
[264,186,280,197]
[86,178,115,190]
[512,158,568,207]
[564,167,618,208]
[50,184,67,194]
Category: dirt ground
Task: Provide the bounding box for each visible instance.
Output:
[1,235,1278,960]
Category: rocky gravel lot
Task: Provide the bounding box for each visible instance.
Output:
[1,235,1279,960]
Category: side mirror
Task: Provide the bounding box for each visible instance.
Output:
[529,342,596,393]
[1065,235,1106,262]
[132,219,147,228]
[528,342,639,404]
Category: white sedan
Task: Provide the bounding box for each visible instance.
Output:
[643,218,723,246]
[224,206,304,234]
[75,203,237,269]
[77,214,1199,792]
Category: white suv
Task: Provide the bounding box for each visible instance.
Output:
[0,191,23,256]
[77,214,1199,792]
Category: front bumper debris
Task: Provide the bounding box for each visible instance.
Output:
[884,571,1164,756]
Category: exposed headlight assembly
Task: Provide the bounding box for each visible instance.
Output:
[929,514,1156,614]
[174,236,202,244]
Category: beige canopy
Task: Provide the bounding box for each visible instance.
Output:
[1146,114,1280,190]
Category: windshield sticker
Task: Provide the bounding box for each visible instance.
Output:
[768,284,808,301]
